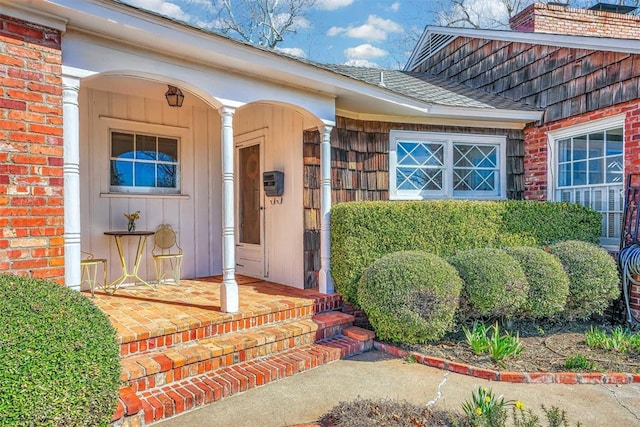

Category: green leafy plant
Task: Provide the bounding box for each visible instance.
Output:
[564,354,598,371]
[487,322,523,366]
[463,321,490,355]
[358,250,463,343]
[0,274,121,426]
[462,322,523,367]
[585,326,640,354]
[331,200,601,305]
[461,388,581,427]
[462,387,509,427]
[541,405,579,427]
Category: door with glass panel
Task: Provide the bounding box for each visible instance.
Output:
[235,137,264,278]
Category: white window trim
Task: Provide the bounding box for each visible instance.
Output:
[99,116,189,197]
[546,113,626,202]
[389,130,507,200]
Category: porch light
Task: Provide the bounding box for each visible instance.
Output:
[165,85,184,107]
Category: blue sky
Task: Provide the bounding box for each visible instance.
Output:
[121,0,440,69]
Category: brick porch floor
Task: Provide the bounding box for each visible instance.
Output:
[89,275,343,355]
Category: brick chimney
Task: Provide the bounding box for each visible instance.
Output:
[509,3,640,39]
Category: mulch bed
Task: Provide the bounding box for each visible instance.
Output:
[403,320,640,374]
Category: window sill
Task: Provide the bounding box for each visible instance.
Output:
[100,193,191,200]
[389,194,507,201]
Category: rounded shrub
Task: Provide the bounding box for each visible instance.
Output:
[357,251,463,344]
[448,248,528,319]
[0,274,121,426]
[548,240,620,320]
[505,246,570,319]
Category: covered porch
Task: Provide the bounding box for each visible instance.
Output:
[60,15,337,312]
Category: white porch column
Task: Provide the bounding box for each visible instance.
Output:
[62,75,81,290]
[219,106,239,312]
[318,123,334,294]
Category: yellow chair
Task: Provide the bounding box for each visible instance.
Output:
[152,224,183,286]
[80,250,108,297]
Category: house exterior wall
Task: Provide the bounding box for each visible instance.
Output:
[0,15,64,282]
[416,37,640,125]
[523,98,640,202]
[80,86,223,283]
[509,3,640,39]
[303,116,525,287]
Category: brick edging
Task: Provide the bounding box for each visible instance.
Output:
[374,341,640,385]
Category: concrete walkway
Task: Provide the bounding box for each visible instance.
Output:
[155,350,640,427]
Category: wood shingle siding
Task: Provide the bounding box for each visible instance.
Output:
[302,116,525,287]
[417,37,640,124]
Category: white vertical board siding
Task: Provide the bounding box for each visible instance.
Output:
[79,87,222,284]
[235,103,305,289]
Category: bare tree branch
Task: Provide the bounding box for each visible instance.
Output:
[201,0,316,48]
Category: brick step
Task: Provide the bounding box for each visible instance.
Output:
[113,329,376,426]
[120,312,356,394]
[118,301,316,357]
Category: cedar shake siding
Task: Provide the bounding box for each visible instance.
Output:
[416,37,640,125]
[302,116,525,287]
[0,15,64,282]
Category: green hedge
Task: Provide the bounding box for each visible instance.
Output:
[0,274,121,426]
[331,200,601,305]
[358,251,463,343]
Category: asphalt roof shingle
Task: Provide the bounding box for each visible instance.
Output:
[321,65,539,111]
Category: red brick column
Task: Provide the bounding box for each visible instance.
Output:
[0,15,64,282]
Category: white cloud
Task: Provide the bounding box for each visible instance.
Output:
[343,59,382,68]
[390,2,400,12]
[126,0,190,21]
[276,47,307,58]
[344,43,388,60]
[316,0,355,10]
[326,15,403,42]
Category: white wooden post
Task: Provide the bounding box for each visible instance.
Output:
[219,106,239,312]
[62,75,81,291]
[318,123,334,294]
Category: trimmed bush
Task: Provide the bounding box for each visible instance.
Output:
[448,248,528,319]
[331,200,601,305]
[0,274,121,426]
[505,246,570,319]
[548,241,620,320]
[357,251,463,343]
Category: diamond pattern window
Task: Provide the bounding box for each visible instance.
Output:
[390,131,506,200]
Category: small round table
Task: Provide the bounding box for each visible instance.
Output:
[104,230,155,292]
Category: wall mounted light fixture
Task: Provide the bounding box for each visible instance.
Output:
[165,85,185,107]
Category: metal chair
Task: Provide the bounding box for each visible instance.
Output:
[152,224,183,286]
[80,250,108,297]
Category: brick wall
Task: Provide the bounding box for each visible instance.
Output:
[523,98,640,201]
[0,15,64,282]
[524,97,640,325]
[510,3,640,39]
